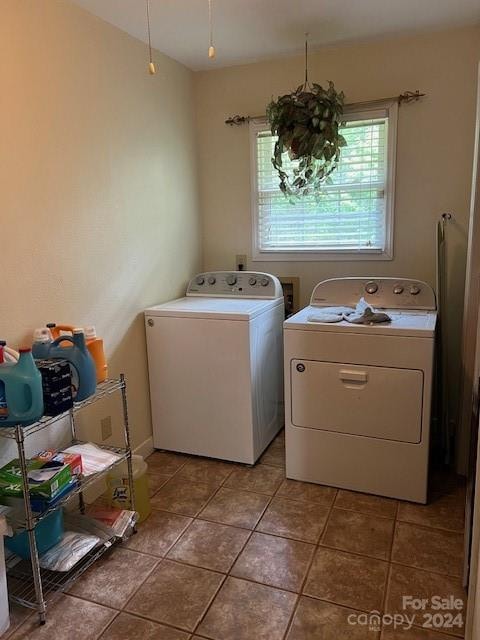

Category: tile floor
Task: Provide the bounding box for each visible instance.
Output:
[4,430,467,639]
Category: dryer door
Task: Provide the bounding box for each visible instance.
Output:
[291,359,423,443]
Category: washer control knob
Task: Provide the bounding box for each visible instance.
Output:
[248,277,257,286]
[296,363,305,373]
[226,274,237,286]
[207,276,216,285]
[410,284,421,295]
[196,276,205,285]
[365,281,378,295]
[147,318,154,327]
[260,277,269,287]
[393,285,404,295]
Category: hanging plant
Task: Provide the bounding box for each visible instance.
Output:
[267,81,346,198]
[266,35,346,198]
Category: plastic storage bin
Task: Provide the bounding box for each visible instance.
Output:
[5,508,64,559]
[107,455,150,522]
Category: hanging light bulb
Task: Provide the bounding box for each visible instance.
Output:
[208,0,216,59]
[146,0,156,74]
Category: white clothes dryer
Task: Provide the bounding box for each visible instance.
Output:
[284,277,437,503]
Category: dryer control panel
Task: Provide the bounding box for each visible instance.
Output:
[187,271,283,299]
[310,277,437,310]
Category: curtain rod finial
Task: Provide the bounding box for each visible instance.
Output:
[398,90,426,104]
[225,115,250,126]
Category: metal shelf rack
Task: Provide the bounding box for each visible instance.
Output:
[1,374,135,625]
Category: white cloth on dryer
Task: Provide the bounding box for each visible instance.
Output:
[307,299,391,325]
[344,297,391,325]
[307,305,355,323]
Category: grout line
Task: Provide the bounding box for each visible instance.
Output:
[281,488,339,640]
[95,608,122,640]
[147,475,171,499]
[119,602,208,636]
[331,504,397,521]
[64,551,163,621]
[118,559,227,637]
[395,515,465,534]
[388,559,464,580]
[394,518,465,536]
[150,468,465,575]
[408,621,465,639]
[190,569,238,636]
[311,540,391,564]
[190,462,279,637]
[137,452,466,638]
[380,499,399,619]
[120,558,165,612]
[66,591,124,613]
[298,591,387,616]
[387,560,468,582]
[316,489,338,546]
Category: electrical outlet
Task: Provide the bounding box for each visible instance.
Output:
[236,254,247,271]
[101,416,112,441]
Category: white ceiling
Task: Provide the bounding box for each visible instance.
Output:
[72,0,480,71]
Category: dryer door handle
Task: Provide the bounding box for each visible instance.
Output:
[339,369,368,384]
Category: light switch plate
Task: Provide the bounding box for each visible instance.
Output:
[236,254,247,271]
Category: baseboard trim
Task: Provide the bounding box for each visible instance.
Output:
[134,436,154,459]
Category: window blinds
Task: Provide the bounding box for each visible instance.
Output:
[254,116,388,253]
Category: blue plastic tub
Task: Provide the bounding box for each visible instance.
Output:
[6,508,64,559]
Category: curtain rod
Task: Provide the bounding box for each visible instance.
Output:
[224,90,425,126]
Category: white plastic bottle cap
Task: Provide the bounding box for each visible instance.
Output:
[33,328,52,343]
[84,326,97,339]
[73,328,84,335]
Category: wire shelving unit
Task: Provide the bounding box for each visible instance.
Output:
[0,374,135,625]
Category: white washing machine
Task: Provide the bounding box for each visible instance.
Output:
[284,277,437,503]
[145,271,285,464]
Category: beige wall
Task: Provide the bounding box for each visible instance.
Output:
[195,26,480,423]
[0,1,201,451]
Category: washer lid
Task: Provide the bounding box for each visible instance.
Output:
[284,305,437,337]
[145,296,283,320]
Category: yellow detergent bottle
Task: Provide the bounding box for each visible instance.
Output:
[107,455,151,522]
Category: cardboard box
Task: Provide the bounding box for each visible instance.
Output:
[36,359,73,416]
[35,449,82,476]
[0,459,72,500]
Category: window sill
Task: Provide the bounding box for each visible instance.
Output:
[251,249,393,262]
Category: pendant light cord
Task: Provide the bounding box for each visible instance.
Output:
[304,32,309,87]
[208,0,216,59]
[146,0,156,73]
[209,0,213,48]
[146,0,153,64]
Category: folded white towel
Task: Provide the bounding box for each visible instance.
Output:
[307,305,355,323]
[307,312,343,323]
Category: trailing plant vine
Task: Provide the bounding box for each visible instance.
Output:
[267,81,346,199]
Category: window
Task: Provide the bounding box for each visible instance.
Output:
[250,102,397,261]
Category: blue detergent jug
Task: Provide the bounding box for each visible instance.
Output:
[32,327,53,360]
[0,348,44,427]
[45,330,96,401]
